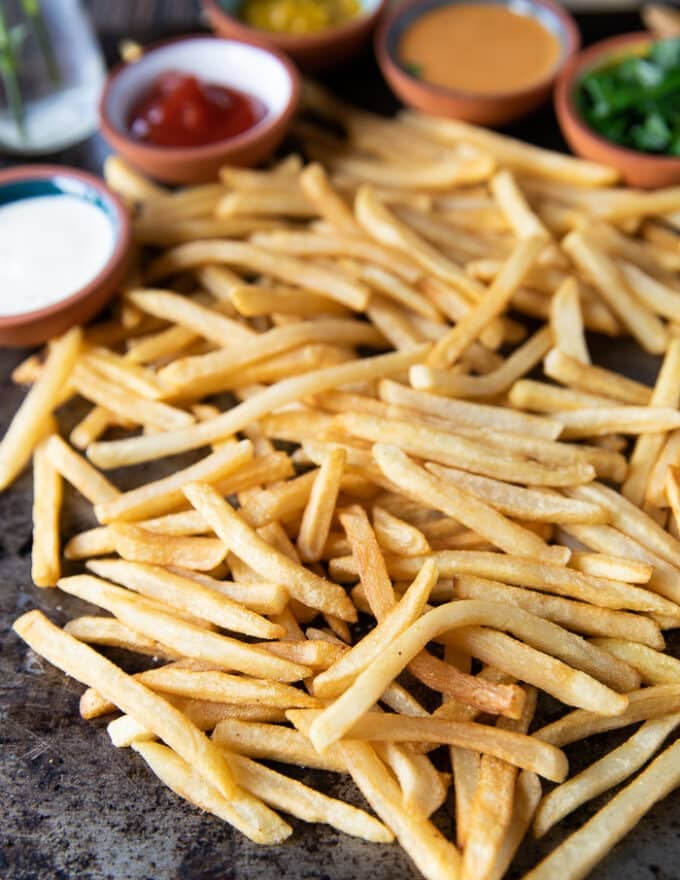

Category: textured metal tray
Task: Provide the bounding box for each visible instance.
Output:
[3,11,680,880]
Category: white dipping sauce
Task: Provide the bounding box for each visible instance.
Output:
[0,194,115,317]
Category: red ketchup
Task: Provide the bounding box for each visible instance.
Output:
[128,71,267,148]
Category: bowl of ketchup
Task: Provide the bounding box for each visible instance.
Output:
[100,36,300,184]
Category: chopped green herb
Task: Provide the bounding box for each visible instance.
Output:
[577,37,680,156]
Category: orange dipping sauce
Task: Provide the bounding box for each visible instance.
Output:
[399,3,562,95]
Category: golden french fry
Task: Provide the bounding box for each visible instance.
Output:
[534,713,680,838]
[183,482,356,622]
[57,574,307,682]
[0,326,81,490]
[13,611,237,799]
[95,440,252,523]
[132,741,292,845]
[31,438,62,588]
[524,739,680,880]
[426,464,608,523]
[562,231,668,354]
[372,504,430,557]
[428,236,545,367]
[536,684,680,747]
[45,434,119,504]
[398,111,618,185]
[544,348,652,405]
[454,575,663,648]
[87,346,428,468]
[297,448,346,562]
[410,324,553,399]
[109,522,228,571]
[550,278,590,364]
[85,558,283,639]
[374,444,568,563]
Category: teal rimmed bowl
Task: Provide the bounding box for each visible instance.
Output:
[0,165,132,348]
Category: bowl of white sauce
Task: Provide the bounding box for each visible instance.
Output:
[0,165,132,347]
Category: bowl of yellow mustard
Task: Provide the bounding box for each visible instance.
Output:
[203,0,387,70]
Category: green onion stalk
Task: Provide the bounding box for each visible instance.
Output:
[0,2,27,136]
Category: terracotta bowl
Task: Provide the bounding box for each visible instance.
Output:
[203,0,387,71]
[99,35,300,184]
[0,165,132,349]
[555,32,680,189]
[375,0,580,127]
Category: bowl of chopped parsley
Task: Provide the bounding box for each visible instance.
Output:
[555,32,680,188]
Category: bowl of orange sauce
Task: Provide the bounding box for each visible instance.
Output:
[376,0,580,127]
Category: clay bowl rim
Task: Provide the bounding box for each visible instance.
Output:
[554,31,680,172]
[375,0,581,106]
[202,0,387,52]
[0,164,132,334]
[99,33,301,166]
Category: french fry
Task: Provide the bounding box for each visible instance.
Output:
[86,346,428,468]
[398,111,619,185]
[44,434,119,505]
[622,338,680,505]
[410,325,553,399]
[427,236,545,367]
[562,231,668,354]
[490,169,550,241]
[374,444,568,563]
[556,406,680,438]
[461,687,537,880]
[13,611,238,799]
[308,599,628,753]
[70,574,308,681]
[550,278,590,364]
[426,464,608,523]
[591,638,680,684]
[536,684,680,747]
[183,482,357,622]
[109,523,228,571]
[372,505,430,557]
[0,326,81,490]
[337,413,594,486]
[85,559,283,640]
[523,739,680,880]
[132,741,292,845]
[299,162,360,234]
[569,551,653,583]
[313,558,436,698]
[297,448,346,562]
[454,575,662,648]
[158,319,385,395]
[227,751,393,842]
[64,615,183,660]
[533,713,680,838]
[379,379,561,438]
[231,284,350,317]
[509,379,614,412]
[212,718,346,772]
[94,440,252,523]
[544,348,652,405]
[341,551,678,615]
[31,438,62,588]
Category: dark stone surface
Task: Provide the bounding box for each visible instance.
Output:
[3,8,680,880]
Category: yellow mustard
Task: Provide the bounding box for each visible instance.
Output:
[240,0,361,34]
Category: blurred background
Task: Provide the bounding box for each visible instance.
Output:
[81,0,654,34]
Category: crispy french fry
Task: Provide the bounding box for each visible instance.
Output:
[57,574,308,681]
[132,741,291,844]
[183,482,357,622]
[87,346,428,468]
[524,739,680,880]
[297,448,346,562]
[0,326,81,490]
[550,278,590,364]
[109,522,228,571]
[31,438,62,588]
[534,713,680,838]
[13,611,237,799]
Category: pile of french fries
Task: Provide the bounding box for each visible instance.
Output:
[7,81,680,880]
